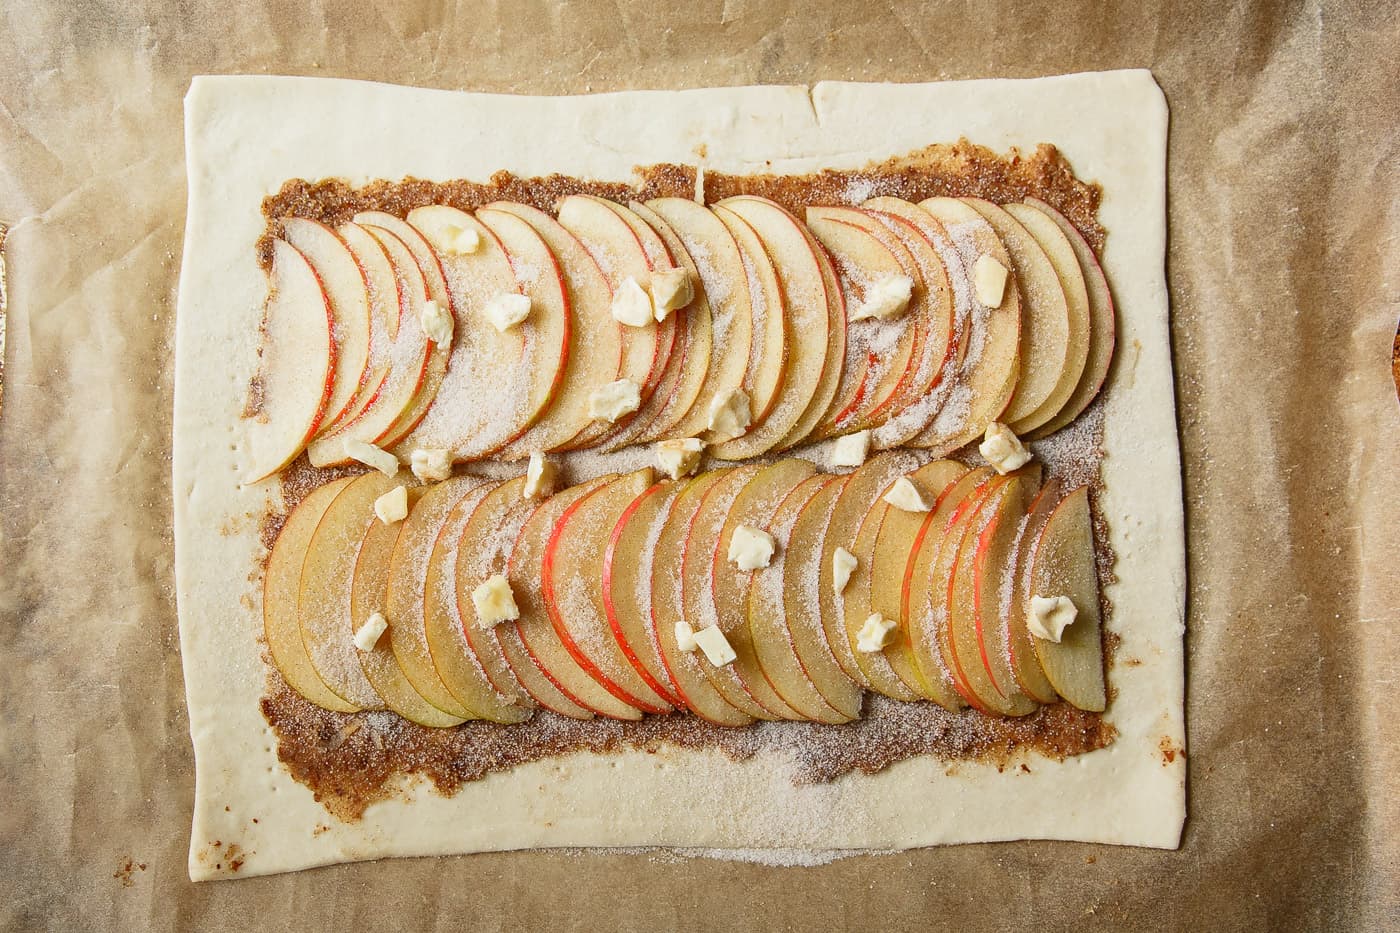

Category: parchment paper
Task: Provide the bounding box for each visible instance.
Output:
[0,1,1395,930]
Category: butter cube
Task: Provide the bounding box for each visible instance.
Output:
[611,276,655,327]
[728,524,776,571]
[588,379,642,422]
[882,476,930,513]
[419,298,454,347]
[675,619,699,653]
[830,430,871,468]
[973,255,1009,308]
[353,612,389,651]
[485,292,532,332]
[524,451,558,499]
[707,389,751,441]
[649,267,693,321]
[655,437,703,480]
[373,485,409,524]
[441,223,481,255]
[471,574,520,627]
[693,624,737,667]
[410,448,452,483]
[850,274,913,322]
[833,546,858,594]
[979,422,1032,474]
[1028,595,1078,643]
[856,613,897,653]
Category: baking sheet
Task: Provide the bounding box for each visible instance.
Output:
[0,1,1396,929]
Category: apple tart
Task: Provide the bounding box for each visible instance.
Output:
[176,73,1183,877]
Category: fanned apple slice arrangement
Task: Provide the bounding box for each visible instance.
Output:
[245,194,1114,480]
[267,452,1107,725]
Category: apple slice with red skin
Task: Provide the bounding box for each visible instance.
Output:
[1028,486,1107,711]
[422,479,535,723]
[556,195,670,438]
[281,218,371,435]
[386,475,488,719]
[708,204,789,459]
[867,459,969,705]
[910,198,1022,456]
[541,468,674,713]
[481,202,623,451]
[1003,478,1062,703]
[681,464,787,719]
[841,460,959,701]
[349,479,476,727]
[264,476,358,712]
[507,475,644,720]
[399,206,531,459]
[602,479,688,709]
[353,211,453,447]
[777,224,848,450]
[626,200,714,443]
[709,458,818,720]
[1021,197,1116,438]
[961,197,1074,437]
[717,197,837,455]
[643,197,755,446]
[968,475,1041,716]
[743,473,850,722]
[648,469,755,726]
[804,207,915,437]
[244,239,335,482]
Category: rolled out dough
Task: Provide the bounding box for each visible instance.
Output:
[174,70,1182,879]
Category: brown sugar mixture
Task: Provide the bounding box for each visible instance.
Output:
[256,141,1117,820]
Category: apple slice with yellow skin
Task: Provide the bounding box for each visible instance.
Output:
[307,223,434,466]
[709,458,818,720]
[386,475,487,719]
[1028,486,1107,711]
[602,479,688,709]
[961,197,1073,437]
[911,198,1022,456]
[804,208,915,437]
[482,202,623,451]
[777,223,848,450]
[681,464,786,719]
[1021,197,1117,438]
[867,459,968,705]
[281,218,371,434]
[399,206,531,460]
[649,469,755,726]
[643,198,754,445]
[840,462,959,701]
[348,480,472,727]
[968,475,1041,716]
[354,211,453,447]
[244,239,335,482]
[1003,201,1092,434]
[507,476,644,720]
[541,468,673,713]
[422,480,535,723]
[474,486,594,719]
[708,204,789,459]
[626,200,714,443]
[818,450,921,690]
[716,197,835,455]
[264,476,357,712]
[779,473,864,719]
[1003,478,1062,703]
[557,195,669,436]
[744,473,850,723]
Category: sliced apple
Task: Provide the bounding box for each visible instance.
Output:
[1021,197,1116,438]
[353,211,453,447]
[386,475,490,719]
[626,200,713,442]
[422,479,535,723]
[710,458,817,719]
[1028,486,1107,711]
[602,479,688,709]
[281,218,372,433]
[912,198,1022,456]
[818,450,922,691]
[1004,478,1062,703]
[482,201,623,451]
[778,473,864,719]
[307,223,433,466]
[347,480,471,727]
[648,469,755,726]
[716,197,836,454]
[744,473,850,722]
[966,474,1040,715]
[867,459,968,706]
[708,204,789,459]
[541,468,673,712]
[244,239,335,482]
[643,197,755,445]
[507,475,644,720]
[398,206,530,459]
[263,476,357,711]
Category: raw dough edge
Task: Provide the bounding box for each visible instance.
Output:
[173,70,1183,880]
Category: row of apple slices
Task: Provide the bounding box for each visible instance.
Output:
[247,193,1114,481]
[266,453,1106,726]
